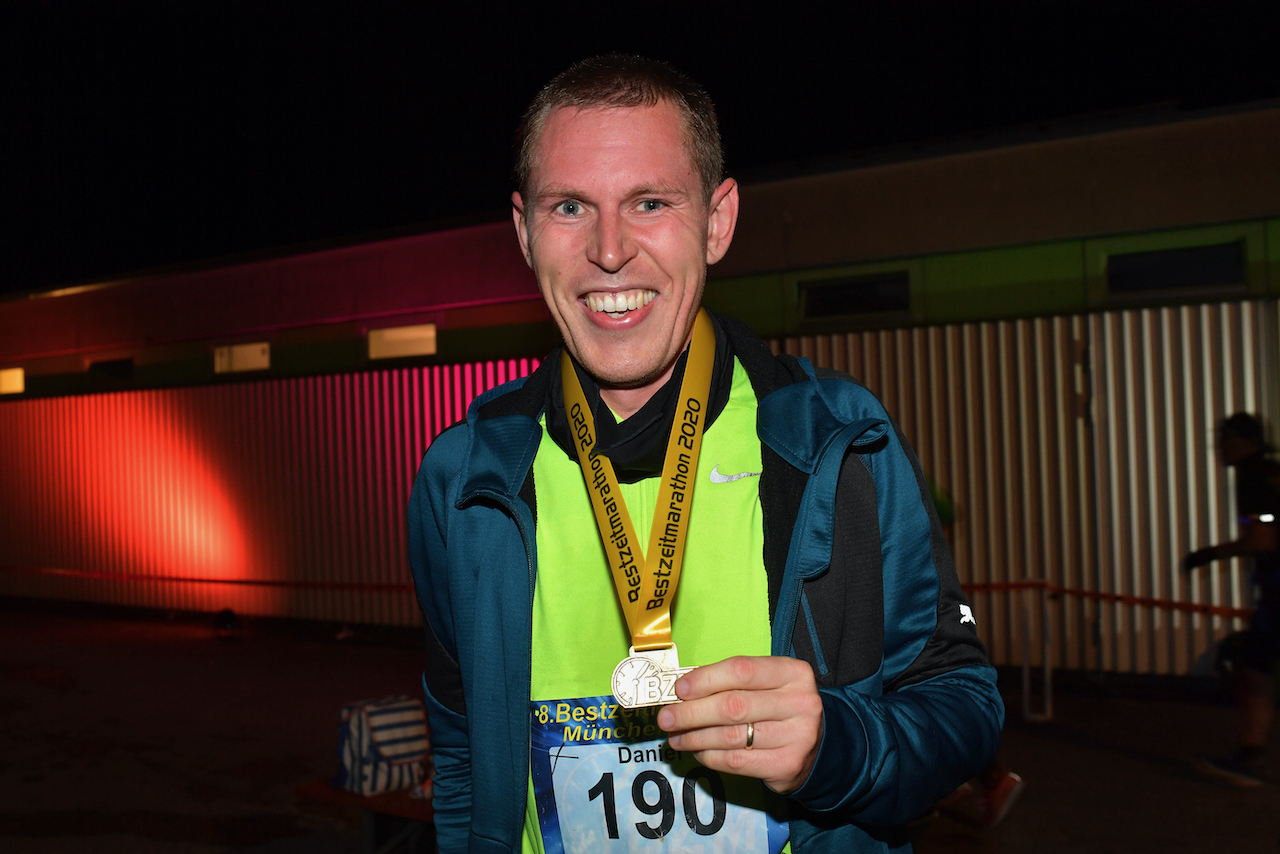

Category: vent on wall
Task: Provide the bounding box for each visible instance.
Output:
[368,323,437,360]
[1106,241,1245,295]
[214,343,270,374]
[800,272,911,319]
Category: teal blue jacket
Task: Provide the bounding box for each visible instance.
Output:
[408,316,1003,853]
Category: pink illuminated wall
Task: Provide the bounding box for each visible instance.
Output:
[0,358,539,625]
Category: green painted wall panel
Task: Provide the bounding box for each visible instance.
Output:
[922,241,1085,323]
[1268,219,1280,296]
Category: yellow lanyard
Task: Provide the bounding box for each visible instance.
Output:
[560,309,715,652]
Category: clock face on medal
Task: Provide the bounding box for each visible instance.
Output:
[611,655,658,708]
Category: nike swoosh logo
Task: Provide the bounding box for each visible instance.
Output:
[709,463,762,484]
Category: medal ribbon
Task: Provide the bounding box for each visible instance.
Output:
[560,309,715,652]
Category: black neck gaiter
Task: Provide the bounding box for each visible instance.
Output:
[545,313,734,484]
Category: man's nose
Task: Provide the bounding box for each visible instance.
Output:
[587,209,635,273]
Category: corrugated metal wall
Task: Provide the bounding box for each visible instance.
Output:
[1089,301,1277,675]
[3,300,1274,674]
[775,299,1277,674]
[0,358,538,626]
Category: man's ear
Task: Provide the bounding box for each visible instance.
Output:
[704,178,740,266]
[512,191,533,268]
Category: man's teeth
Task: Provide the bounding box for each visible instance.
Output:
[585,290,657,315]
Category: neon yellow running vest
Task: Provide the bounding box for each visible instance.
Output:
[521,357,779,854]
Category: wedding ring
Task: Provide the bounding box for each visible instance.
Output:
[745,721,755,750]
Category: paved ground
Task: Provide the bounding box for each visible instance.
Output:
[918,678,1279,853]
[1,598,1276,853]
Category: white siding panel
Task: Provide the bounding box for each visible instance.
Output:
[777,300,1273,674]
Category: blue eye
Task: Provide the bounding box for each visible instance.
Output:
[638,200,664,212]
[555,201,583,216]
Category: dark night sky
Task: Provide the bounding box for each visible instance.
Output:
[3,1,1278,297]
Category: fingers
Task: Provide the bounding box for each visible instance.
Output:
[664,709,822,795]
[665,717,770,753]
[653,656,824,793]
[662,692,822,753]
[659,683,804,737]
[673,655,795,701]
[658,656,815,733]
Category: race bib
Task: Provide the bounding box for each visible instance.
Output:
[530,696,788,854]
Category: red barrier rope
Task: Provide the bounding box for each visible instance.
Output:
[962,578,1255,620]
[0,566,416,594]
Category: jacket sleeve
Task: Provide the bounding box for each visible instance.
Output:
[407,425,472,851]
[788,417,1004,824]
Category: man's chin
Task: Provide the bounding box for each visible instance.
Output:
[591,367,665,391]
[573,353,672,393]
[564,329,689,397]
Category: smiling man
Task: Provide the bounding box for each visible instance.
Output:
[409,55,1003,853]
[513,98,731,419]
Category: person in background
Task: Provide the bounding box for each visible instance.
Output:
[409,54,1004,852]
[1186,412,1279,787]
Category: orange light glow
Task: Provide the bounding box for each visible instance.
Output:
[0,357,540,622]
[65,391,252,583]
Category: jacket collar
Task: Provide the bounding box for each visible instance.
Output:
[457,356,556,505]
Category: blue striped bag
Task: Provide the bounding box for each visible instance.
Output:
[334,695,431,796]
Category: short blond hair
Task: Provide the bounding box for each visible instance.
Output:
[516,55,724,206]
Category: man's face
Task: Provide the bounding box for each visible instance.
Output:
[512,101,737,394]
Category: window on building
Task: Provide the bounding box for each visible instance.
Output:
[800,271,911,319]
[1107,241,1245,295]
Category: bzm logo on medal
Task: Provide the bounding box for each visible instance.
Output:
[612,655,691,709]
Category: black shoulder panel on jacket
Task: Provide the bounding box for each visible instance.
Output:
[720,315,888,684]
[883,421,992,692]
[793,448,885,687]
[760,439,806,621]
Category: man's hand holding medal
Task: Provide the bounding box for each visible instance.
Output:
[658,654,824,795]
